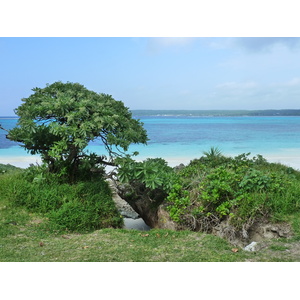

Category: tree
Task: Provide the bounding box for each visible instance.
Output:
[6,81,148,181]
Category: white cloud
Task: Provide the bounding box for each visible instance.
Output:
[200,37,300,53]
[232,37,300,53]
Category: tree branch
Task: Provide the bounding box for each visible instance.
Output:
[0,124,8,132]
[95,156,116,166]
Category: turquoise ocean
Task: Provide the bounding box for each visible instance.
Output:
[1,111,300,169]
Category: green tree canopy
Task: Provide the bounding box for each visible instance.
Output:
[6,81,148,180]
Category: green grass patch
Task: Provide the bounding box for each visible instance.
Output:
[0,164,123,233]
[1,198,299,262]
[1,218,300,262]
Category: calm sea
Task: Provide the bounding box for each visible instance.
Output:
[1,112,300,168]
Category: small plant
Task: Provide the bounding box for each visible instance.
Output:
[202,146,223,159]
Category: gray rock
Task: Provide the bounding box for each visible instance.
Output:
[244,241,258,252]
[123,218,151,231]
[120,210,140,219]
[106,179,139,219]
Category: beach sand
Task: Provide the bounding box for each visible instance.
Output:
[136,151,300,170]
[0,155,42,168]
[1,151,300,171]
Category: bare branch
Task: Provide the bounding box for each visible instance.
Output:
[0,124,8,132]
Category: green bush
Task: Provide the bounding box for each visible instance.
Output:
[166,151,300,231]
[48,180,123,232]
[0,163,22,174]
[48,191,122,232]
[0,166,123,232]
[117,157,178,204]
[166,183,191,223]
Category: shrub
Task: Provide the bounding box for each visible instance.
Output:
[0,163,22,174]
[166,151,300,232]
[117,157,178,204]
[166,183,191,223]
[48,190,122,232]
[0,166,123,232]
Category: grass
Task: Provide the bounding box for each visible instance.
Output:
[1,201,300,261]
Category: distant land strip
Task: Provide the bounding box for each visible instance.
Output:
[131,109,300,117]
[2,109,300,119]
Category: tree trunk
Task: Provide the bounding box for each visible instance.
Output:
[116,182,178,229]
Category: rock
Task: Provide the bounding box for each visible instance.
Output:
[115,181,161,228]
[106,179,139,219]
[244,241,258,252]
[156,206,178,230]
[123,218,151,231]
[120,210,140,219]
[248,222,293,241]
[173,163,185,171]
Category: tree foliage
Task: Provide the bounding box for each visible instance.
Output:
[6,82,148,181]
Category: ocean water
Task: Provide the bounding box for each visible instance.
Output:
[1,112,300,169]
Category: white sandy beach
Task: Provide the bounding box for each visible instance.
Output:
[0,155,42,168]
[167,155,300,170]
[136,150,300,170]
[263,155,300,170]
[1,150,300,171]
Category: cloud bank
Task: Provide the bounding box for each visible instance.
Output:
[232,37,300,52]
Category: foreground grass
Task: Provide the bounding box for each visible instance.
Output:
[1,202,300,262]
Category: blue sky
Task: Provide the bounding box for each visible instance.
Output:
[1,37,300,115]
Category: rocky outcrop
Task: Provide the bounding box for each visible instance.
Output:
[248,222,293,242]
[119,192,160,228]
[106,179,139,219]
[108,179,178,229]
[155,205,178,230]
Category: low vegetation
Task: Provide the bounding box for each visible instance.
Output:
[166,150,300,235]
[0,165,123,233]
[117,149,300,241]
[1,147,300,261]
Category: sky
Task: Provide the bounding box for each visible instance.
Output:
[1,36,300,115]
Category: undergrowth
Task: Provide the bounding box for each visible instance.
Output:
[0,164,123,233]
[115,150,300,236]
[166,151,300,233]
